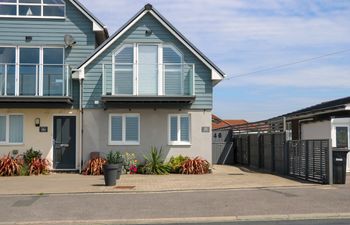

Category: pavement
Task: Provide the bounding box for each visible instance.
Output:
[0,165,315,195]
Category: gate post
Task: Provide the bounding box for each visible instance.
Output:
[328,139,333,185]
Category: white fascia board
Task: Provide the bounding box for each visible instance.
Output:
[149,11,224,81]
[80,11,148,71]
[212,70,224,80]
[69,0,104,31]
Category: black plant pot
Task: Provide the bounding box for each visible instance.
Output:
[103,164,122,186]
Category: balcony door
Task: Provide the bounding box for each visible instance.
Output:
[137,44,159,95]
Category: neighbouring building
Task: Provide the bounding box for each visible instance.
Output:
[0,2,225,170]
[285,96,350,172]
[212,114,248,130]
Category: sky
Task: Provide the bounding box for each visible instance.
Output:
[81,0,350,122]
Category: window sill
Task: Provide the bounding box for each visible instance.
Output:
[168,142,192,146]
[108,142,140,146]
[0,15,66,19]
[0,143,24,146]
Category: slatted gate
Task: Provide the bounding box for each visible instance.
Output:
[212,129,234,165]
[287,140,329,184]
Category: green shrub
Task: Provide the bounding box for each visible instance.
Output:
[19,164,30,176]
[168,155,190,173]
[106,151,123,164]
[142,147,170,175]
[23,148,42,165]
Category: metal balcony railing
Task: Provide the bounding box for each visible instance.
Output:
[0,63,71,97]
[102,63,195,97]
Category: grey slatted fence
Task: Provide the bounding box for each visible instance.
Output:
[287,140,329,184]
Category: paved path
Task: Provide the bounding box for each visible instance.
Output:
[0,166,313,195]
[0,184,349,224]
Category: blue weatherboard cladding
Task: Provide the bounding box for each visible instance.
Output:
[0,0,97,108]
[83,12,213,109]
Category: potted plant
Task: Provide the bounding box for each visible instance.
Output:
[103,151,123,186]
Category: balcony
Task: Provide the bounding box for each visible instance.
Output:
[101,63,196,108]
[0,63,73,108]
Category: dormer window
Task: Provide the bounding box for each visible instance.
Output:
[0,0,65,18]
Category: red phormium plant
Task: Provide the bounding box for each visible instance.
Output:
[82,157,107,175]
[0,154,22,176]
[181,157,210,175]
[29,158,50,176]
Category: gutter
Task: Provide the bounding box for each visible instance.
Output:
[285,107,347,121]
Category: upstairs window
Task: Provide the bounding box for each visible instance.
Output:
[0,0,65,18]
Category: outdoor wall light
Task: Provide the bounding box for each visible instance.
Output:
[25,36,32,42]
[145,29,153,36]
[35,118,40,127]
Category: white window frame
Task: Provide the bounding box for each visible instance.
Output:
[0,0,66,19]
[331,118,350,149]
[0,114,24,145]
[0,46,65,96]
[108,113,140,146]
[112,43,184,96]
[168,113,191,146]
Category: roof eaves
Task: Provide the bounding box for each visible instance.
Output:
[70,0,107,30]
[150,7,225,78]
[77,4,226,79]
[77,6,146,69]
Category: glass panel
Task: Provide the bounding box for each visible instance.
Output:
[170,116,178,141]
[43,0,64,4]
[336,127,348,148]
[44,48,63,64]
[115,64,133,95]
[0,47,15,95]
[19,48,39,96]
[125,116,139,142]
[9,115,23,143]
[138,45,158,95]
[6,65,15,95]
[180,116,189,142]
[19,5,41,16]
[0,116,6,142]
[0,0,17,2]
[0,47,15,64]
[164,64,182,95]
[111,116,122,142]
[0,5,16,15]
[43,6,64,17]
[43,65,63,96]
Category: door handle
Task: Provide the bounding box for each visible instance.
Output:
[60,144,69,148]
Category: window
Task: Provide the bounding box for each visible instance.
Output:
[0,0,65,18]
[0,46,64,96]
[0,114,24,144]
[109,114,140,145]
[112,44,188,96]
[0,47,16,96]
[168,114,190,145]
[336,126,348,148]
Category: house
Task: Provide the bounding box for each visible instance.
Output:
[212,114,248,130]
[76,4,225,165]
[284,96,350,172]
[0,0,108,170]
[0,2,225,170]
